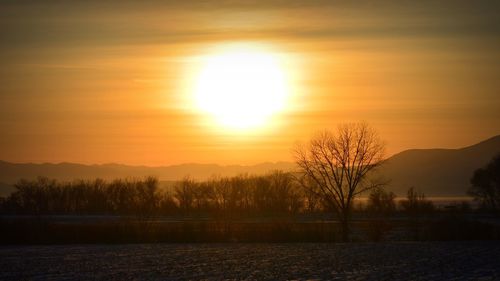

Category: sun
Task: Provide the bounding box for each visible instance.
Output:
[194,45,288,131]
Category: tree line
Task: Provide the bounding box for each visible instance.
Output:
[0,171,318,216]
[0,172,437,218]
[0,171,438,216]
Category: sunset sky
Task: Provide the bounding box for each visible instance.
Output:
[1,0,499,165]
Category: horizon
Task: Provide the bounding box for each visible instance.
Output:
[1,133,498,167]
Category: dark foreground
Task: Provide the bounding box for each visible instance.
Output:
[1,242,499,280]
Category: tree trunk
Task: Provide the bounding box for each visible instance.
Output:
[340,210,350,242]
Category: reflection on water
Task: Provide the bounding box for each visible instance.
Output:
[356,196,476,208]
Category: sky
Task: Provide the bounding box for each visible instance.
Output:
[0,0,499,166]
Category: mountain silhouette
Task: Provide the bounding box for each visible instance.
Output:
[0,161,296,196]
[381,135,500,196]
[0,135,499,197]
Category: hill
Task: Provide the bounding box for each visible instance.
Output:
[0,135,498,197]
[381,135,500,196]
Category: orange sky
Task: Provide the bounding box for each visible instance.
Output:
[0,1,499,165]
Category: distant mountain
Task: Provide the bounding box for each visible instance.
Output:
[0,160,296,185]
[0,135,498,197]
[381,135,500,196]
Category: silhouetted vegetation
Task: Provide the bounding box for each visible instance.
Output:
[468,154,500,211]
[365,188,396,241]
[294,122,386,241]
[0,172,308,217]
[400,187,435,240]
[0,176,161,216]
[400,187,435,215]
[1,173,499,244]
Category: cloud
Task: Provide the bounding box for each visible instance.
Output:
[1,0,498,50]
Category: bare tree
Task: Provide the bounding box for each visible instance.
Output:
[294,122,385,241]
[366,188,396,241]
[400,187,434,240]
[174,177,196,214]
[367,188,396,216]
[212,176,231,213]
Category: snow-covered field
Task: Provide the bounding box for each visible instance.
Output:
[1,242,499,280]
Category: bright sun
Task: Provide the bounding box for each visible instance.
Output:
[194,45,288,130]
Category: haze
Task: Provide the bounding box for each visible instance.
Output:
[1,0,499,165]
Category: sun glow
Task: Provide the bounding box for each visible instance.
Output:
[194,45,289,131]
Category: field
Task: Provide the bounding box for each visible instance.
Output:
[1,242,499,280]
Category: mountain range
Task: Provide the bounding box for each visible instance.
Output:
[1,135,499,197]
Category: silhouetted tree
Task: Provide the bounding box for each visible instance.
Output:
[294,122,386,241]
[194,181,216,213]
[367,188,396,216]
[400,187,434,215]
[299,176,323,213]
[400,187,434,240]
[366,188,396,241]
[229,174,250,213]
[0,172,351,218]
[211,176,231,213]
[174,177,196,214]
[157,188,177,214]
[266,170,303,215]
[468,154,500,211]
[136,176,160,216]
[3,177,163,216]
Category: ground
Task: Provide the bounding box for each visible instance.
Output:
[1,242,499,280]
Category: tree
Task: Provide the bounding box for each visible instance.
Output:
[400,187,434,240]
[211,176,231,213]
[367,188,396,216]
[136,176,159,216]
[294,122,386,241]
[174,177,196,214]
[366,188,396,241]
[468,154,500,211]
[400,187,434,216]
